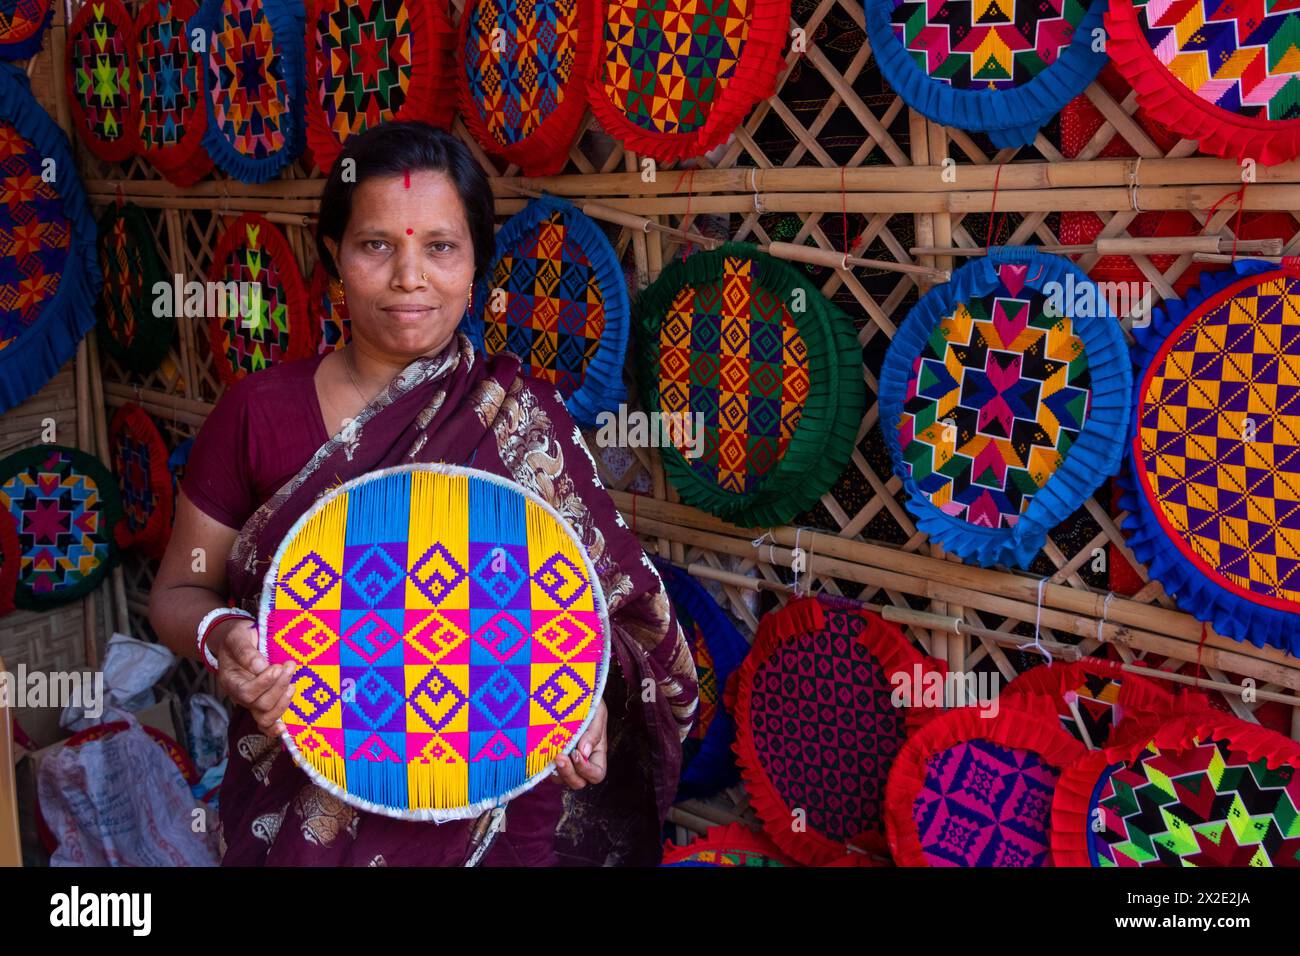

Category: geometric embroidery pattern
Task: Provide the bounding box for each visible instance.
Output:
[899,261,1093,529]
[0,445,121,608]
[485,209,605,399]
[658,255,809,496]
[0,121,70,355]
[1135,270,1300,606]
[1090,736,1300,867]
[0,0,51,58]
[462,0,580,148]
[747,608,906,846]
[262,466,608,820]
[108,402,173,558]
[660,823,793,866]
[67,0,135,161]
[135,0,212,183]
[206,212,308,384]
[1135,0,1300,121]
[913,738,1060,866]
[96,201,171,376]
[889,0,1089,91]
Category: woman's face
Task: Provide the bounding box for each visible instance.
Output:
[325,169,477,361]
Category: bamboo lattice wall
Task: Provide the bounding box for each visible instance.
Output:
[45,0,1300,768]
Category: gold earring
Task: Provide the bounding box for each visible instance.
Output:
[467,285,474,311]
[328,277,346,307]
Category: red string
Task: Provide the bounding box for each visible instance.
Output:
[674,168,697,261]
[1195,622,1209,687]
[114,182,124,209]
[985,163,1006,253]
[1206,182,1250,262]
[840,166,848,259]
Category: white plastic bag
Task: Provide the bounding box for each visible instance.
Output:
[37,717,219,866]
[186,693,229,773]
[60,633,177,731]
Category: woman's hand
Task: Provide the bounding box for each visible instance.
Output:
[553,699,607,789]
[213,620,295,738]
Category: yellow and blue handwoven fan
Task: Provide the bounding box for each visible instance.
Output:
[260,464,611,821]
[461,195,628,427]
[880,247,1131,568]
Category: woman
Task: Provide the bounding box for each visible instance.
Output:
[149,122,697,866]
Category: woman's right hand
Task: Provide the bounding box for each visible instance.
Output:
[212,620,296,737]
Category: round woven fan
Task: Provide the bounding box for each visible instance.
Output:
[865,0,1107,148]
[884,698,1086,866]
[304,0,456,174]
[0,505,17,617]
[734,596,946,865]
[135,0,214,185]
[307,263,350,354]
[109,403,174,560]
[0,67,102,416]
[463,196,628,427]
[634,244,865,527]
[193,0,306,183]
[661,823,797,866]
[96,202,171,376]
[259,463,611,821]
[0,0,51,60]
[880,246,1131,568]
[66,0,138,162]
[1106,0,1300,165]
[1003,657,1176,751]
[652,558,748,798]
[0,445,124,611]
[1052,712,1300,866]
[588,0,789,162]
[1121,259,1300,656]
[205,212,311,385]
[457,0,597,176]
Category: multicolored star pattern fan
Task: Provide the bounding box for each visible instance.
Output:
[109,403,174,560]
[205,212,310,385]
[462,196,627,427]
[308,263,351,354]
[884,701,1086,866]
[1052,714,1300,866]
[865,0,1108,147]
[0,504,17,617]
[589,0,790,161]
[193,0,306,183]
[0,68,101,416]
[66,0,137,162]
[734,597,946,864]
[634,244,865,527]
[1122,260,1300,656]
[0,445,124,611]
[457,0,596,175]
[259,465,610,820]
[95,201,172,376]
[661,823,797,866]
[135,0,213,185]
[0,0,51,60]
[305,0,456,172]
[1106,0,1300,164]
[881,247,1131,568]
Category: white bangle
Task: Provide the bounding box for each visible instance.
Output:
[197,607,254,671]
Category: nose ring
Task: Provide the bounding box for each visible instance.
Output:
[421,272,429,281]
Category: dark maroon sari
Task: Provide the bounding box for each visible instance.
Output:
[211,334,697,866]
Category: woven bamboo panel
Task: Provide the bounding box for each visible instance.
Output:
[63,0,1300,758]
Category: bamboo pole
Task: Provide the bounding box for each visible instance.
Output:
[73,340,98,670]
[87,332,131,638]
[912,237,1284,257]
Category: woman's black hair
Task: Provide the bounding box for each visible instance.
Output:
[315,122,495,283]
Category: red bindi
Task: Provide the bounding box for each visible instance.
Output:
[403,169,410,189]
[406,228,413,235]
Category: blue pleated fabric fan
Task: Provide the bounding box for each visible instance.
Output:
[864,0,1108,148]
[880,246,1130,568]
[459,195,628,428]
[189,0,306,183]
[653,558,749,798]
[0,65,101,414]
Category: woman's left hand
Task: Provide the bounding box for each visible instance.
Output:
[554,699,607,789]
